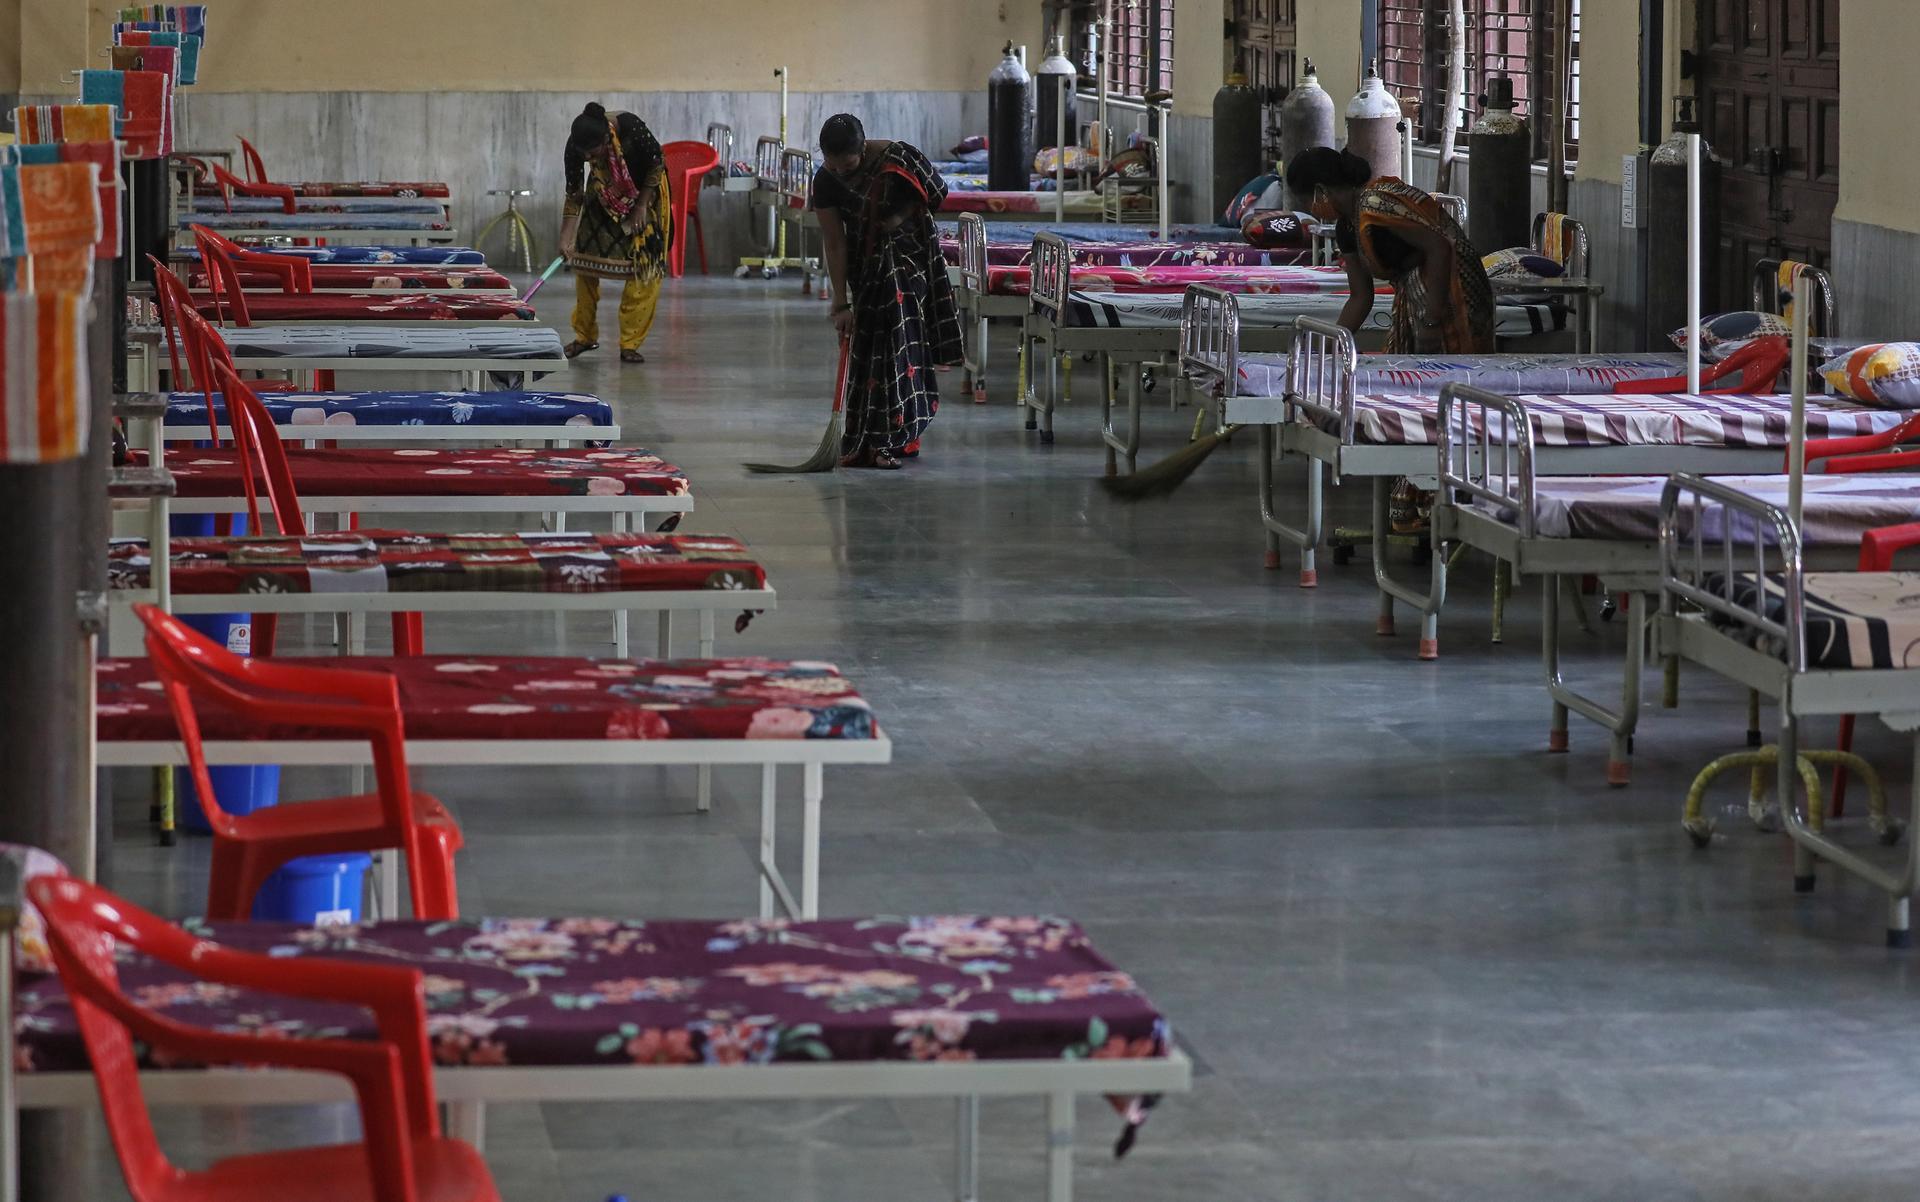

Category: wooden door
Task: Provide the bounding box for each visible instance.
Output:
[1697,0,1839,309]
[1232,0,1297,164]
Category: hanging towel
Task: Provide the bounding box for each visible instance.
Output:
[0,291,91,464]
[79,70,126,120]
[0,145,122,261]
[115,71,173,160]
[11,106,117,146]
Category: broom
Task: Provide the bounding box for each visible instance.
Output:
[1099,408,1240,502]
[520,256,567,302]
[744,336,850,474]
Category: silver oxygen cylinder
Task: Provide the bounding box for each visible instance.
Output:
[1035,36,1078,152]
[988,43,1035,191]
[1466,75,1532,253]
[1344,60,1404,182]
[1278,58,1336,209]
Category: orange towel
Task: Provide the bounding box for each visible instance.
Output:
[18,163,103,256]
[11,105,116,146]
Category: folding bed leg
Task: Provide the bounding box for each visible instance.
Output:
[445,1101,486,1150]
[613,608,629,660]
[654,611,670,658]
[1046,1091,1075,1202]
[697,765,713,813]
[1745,690,1763,748]
[1298,452,1320,588]
[378,848,401,919]
[1020,326,1036,431]
[758,764,778,919]
[699,609,716,658]
[1372,478,1395,636]
[1781,721,1817,895]
[1544,575,1570,753]
[973,312,989,404]
[1491,559,1509,645]
[954,1096,980,1202]
[1606,592,1648,788]
[802,762,823,919]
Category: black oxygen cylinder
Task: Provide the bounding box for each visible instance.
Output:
[1466,76,1531,253]
[988,43,1035,191]
[1035,37,1078,152]
[1213,70,1263,216]
[1648,98,1722,343]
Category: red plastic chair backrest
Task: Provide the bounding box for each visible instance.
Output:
[662,141,719,215]
[212,361,308,536]
[29,873,440,1202]
[188,226,257,327]
[239,135,270,185]
[144,255,197,389]
[190,223,312,295]
[131,602,420,836]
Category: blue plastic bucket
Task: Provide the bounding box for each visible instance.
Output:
[252,853,373,925]
[174,607,279,835]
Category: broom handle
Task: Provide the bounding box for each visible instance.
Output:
[832,335,850,415]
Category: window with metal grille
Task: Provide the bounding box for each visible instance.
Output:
[1065,0,1175,100]
[1374,0,1579,161]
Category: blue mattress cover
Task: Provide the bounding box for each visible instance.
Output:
[164,390,611,427]
[178,246,488,266]
[935,221,1244,245]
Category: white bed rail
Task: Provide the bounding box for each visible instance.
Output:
[957,212,988,295]
[753,136,783,188]
[1284,316,1361,456]
[1178,284,1239,404]
[1030,232,1070,322]
[1658,473,1805,673]
[1436,384,1537,539]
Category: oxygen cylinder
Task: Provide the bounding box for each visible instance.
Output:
[1035,36,1078,152]
[1278,58,1336,210]
[1466,76,1532,253]
[1344,60,1403,182]
[1648,97,1722,343]
[1213,70,1263,217]
[987,43,1035,192]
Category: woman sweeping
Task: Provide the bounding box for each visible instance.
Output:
[560,102,670,362]
[1286,146,1494,530]
[812,113,964,469]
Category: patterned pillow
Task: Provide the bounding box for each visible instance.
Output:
[1222,173,1281,227]
[0,843,68,976]
[1481,247,1566,281]
[1241,209,1312,249]
[1669,311,1792,364]
[1820,343,1920,409]
[1032,145,1096,175]
[949,135,988,156]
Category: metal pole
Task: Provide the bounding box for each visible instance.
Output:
[1787,275,1811,536]
[1685,132,1701,394]
[1547,0,1573,214]
[1157,101,1169,240]
[1055,74,1068,224]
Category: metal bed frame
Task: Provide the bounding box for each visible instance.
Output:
[738,137,819,283]
[1182,303,1869,658]
[707,122,756,194]
[1654,474,1920,946]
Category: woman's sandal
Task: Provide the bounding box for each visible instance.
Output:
[563,340,598,359]
[839,449,903,470]
[620,349,646,364]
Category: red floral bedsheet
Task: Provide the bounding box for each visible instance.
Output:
[107,531,765,597]
[96,655,878,742]
[145,447,690,499]
[189,293,533,322]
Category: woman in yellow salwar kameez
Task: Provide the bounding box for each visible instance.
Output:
[560,102,671,363]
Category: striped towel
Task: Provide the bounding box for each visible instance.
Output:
[0,291,91,464]
[0,163,103,292]
[0,144,122,261]
[118,5,205,39]
[114,30,199,85]
[11,106,116,146]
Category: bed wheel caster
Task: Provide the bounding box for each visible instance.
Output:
[1140,370,1155,394]
[761,267,778,280]
[1682,818,1715,849]
[1548,730,1569,753]
[1746,729,1762,748]
[1416,637,1438,661]
[1889,928,1913,949]
[1376,616,1395,637]
[1332,544,1354,566]
[1298,569,1317,588]
[1601,601,1617,622]
[655,514,681,533]
[1039,430,1054,444]
[1606,759,1631,787]
[1793,874,1817,894]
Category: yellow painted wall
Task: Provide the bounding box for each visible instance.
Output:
[94,0,1040,94]
[1836,0,1913,232]
[1172,0,1226,116]
[19,0,88,93]
[1571,2,1638,184]
[0,0,21,93]
[1295,1,1360,115]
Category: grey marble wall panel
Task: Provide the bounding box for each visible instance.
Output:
[1168,112,1213,225]
[1567,176,1641,351]
[157,90,983,267]
[1833,219,1920,342]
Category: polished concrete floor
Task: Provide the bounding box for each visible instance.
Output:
[96,275,1920,1201]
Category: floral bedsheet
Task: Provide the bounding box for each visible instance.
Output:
[145,446,686,498]
[96,655,880,742]
[187,267,512,292]
[189,293,533,322]
[163,389,611,430]
[106,530,765,597]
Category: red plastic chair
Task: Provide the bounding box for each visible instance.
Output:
[239,135,275,186]
[191,223,314,294]
[207,359,426,657]
[132,601,463,921]
[1611,335,1792,395]
[661,141,720,278]
[29,874,497,1202]
[205,157,298,213]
